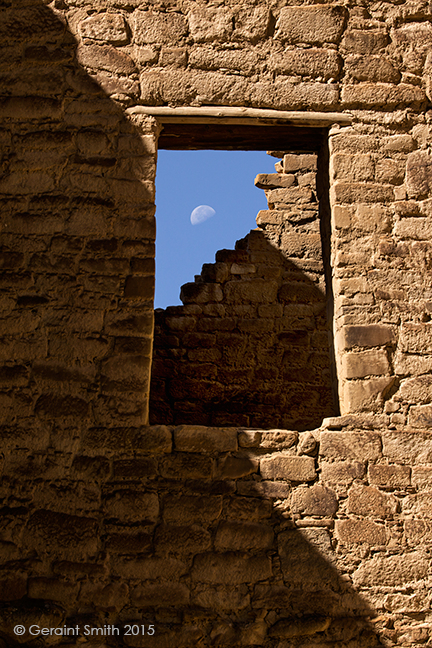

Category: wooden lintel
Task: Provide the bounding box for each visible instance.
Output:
[127,105,353,127]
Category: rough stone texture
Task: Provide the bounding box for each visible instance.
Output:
[3,2,432,647]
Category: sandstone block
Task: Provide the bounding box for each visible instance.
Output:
[255,174,295,190]
[159,453,214,479]
[348,484,398,517]
[224,279,278,304]
[342,349,390,379]
[79,13,129,45]
[238,430,262,447]
[352,552,429,587]
[332,181,395,204]
[180,282,223,304]
[155,525,211,555]
[269,616,330,639]
[391,22,432,47]
[278,528,335,588]
[163,494,222,524]
[260,454,316,482]
[320,431,381,461]
[342,29,388,54]
[368,464,411,487]
[216,454,258,479]
[409,404,432,428]
[236,481,291,499]
[188,8,233,42]
[270,48,341,80]
[345,55,400,83]
[412,465,432,487]
[404,519,432,544]
[397,375,432,405]
[331,152,374,182]
[193,584,250,610]
[234,6,270,43]
[104,491,159,523]
[267,186,314,205]
[79,582,129,610]
[192,552,272,584]
[382,430,432,463]
[260,430,298,450]
[84,425,171,453]
[77,43,136,75]
[283,154,317,173]
[28,578,80,603]
[275,5,346,44]
[251,79,339,110]
[25,510,98,558]
[124,275,154,300]
[189,48,256,76]
[174,425,237,453]
[406,149,432,199]
[214,521,274,551]
[341,83,426,108]
[320,460,365,483]
[335,519,386,546]
[402,492,432,517]
[159,46,187,67]
[131,582,189,607]
[134,11,188,45]
[400,323,432,353]
[291,484,338,516]
[113,557,187,580]
[339,324,395,349]
[342,377,395,413]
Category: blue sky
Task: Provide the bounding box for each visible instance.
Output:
[154,150,277,309]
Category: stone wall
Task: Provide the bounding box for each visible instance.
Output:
[150,153,336,429]
[0,419,431,647]
[0,1,158,432]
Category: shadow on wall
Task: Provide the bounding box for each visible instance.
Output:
[0,0,156,432]
[151,229,336,430]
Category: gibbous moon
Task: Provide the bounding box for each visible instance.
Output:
[190,204,216,225]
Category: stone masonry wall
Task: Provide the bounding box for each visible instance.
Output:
[0,1,158,433]
[1,418,432,648]
[150,153,336,429]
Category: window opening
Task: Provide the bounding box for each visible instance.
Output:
[150,124,337,430]
[155,150,277,309]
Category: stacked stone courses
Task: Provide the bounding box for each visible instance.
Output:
[4,0,432,646]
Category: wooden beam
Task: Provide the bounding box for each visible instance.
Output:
[127,105,352,126]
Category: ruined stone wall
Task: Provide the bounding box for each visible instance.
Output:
[1,419,431,648]
[0,1,158,433]
[150,153,336,429]
[3,1,432,647]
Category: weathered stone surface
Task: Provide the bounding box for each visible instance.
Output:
[79,13,129,45]
[368,464,411,487]
[406,150,432,199]
[104,491,159,523]
[342,377,395,413]
[320,460,365,484]
[348,484,398,517]
[134,11,188,45]
[192,553,272,584]
[163,495,222,524]
[260,454,316,482]
[339,325,395,350]
[270,48,341,80]
[320,432,382,461]
[409,405,432,428]
[345,55,400,83]
[341,29,388,54]
[188,8,233,42]
[335,519,386,546]
[275,6,346,44]
[352,552,429,587]
[214,521,274,551]
[131,582,189,606]
[174,426,237,453]
[291,485,338,516]
[342,349,390,379]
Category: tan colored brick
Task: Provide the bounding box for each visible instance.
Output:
[275,5,346,44]
[214,521,274,551]
[174,425,237,453]
[320,460,365,484]
[352,552,429,587]
[291,485,338,516]
[260,454,316,482]
[192,553,272,584]
[348,484,398,517]
[320,431,381,461]
[342,349,390,379]
[335,519,387,546]
[188,8,233,42]
[368,464,411,487]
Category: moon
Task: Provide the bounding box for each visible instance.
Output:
[190,204,216,225]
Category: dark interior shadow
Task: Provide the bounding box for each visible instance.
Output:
[150,230,337,430]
